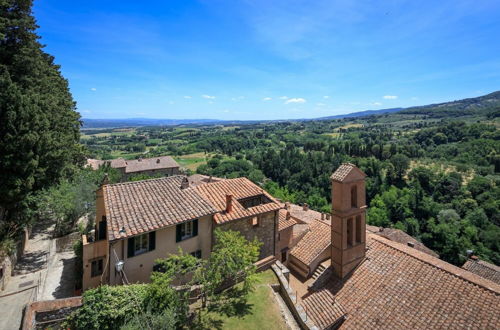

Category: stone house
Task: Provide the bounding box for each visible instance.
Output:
[81,175,281,290]
[86,155,180,179]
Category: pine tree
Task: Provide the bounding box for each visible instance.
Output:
[0,0,82,234]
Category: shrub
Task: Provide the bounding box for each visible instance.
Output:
[65,284,148,330]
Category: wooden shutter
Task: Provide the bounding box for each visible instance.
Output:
[127,237,135,258]
[149,231,156,251]
[193,219,198,237]
[176,224,182,242]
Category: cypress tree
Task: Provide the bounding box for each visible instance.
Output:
[0,0,82,234]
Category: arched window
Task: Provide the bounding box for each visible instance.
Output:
[351,185,358,208]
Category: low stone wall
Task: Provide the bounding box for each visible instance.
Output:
[22,296,82,330]
[271,261,319,330]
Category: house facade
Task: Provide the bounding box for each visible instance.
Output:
[82,176,280,290]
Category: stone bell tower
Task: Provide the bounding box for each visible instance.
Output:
[330,163,367,279]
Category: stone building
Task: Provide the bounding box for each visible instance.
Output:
[273,163,500,329]
[86,155,180,179]
[81,175,280,290]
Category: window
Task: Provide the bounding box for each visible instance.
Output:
[134,234,149,255]
[250,216,259,227]
[127,231,156,258]
[351,185,358,208]
[356,215,362,243]
[190,250,202,259]
[91,258,104,277]
[176,219,198,242]
[347,218,353,246]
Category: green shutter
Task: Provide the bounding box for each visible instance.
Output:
[176,224,182,242]
[193,219,198,237]
[149,231,156,251]
[127,237,135,258]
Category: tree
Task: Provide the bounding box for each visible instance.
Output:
[0,0,82,236]
[390,153,410,181]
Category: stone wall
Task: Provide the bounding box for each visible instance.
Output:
[216,211,278,260]
[22,296,82,330]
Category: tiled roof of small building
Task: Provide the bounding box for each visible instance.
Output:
[462,258,500,285]
[366,225,439,258]
[301,233,500,329]
[194,178,281,224]
[289,219,331,266]
[124,156,179,173]
[187,174,223,187]
[287,204,325,224]
[86,158,127,170]
[278,209,298,232]
[104,176,217,241]
[330,163,366,182]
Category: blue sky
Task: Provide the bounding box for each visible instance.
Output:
[33,0,500,120]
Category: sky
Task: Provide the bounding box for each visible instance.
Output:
[33,0,500,120]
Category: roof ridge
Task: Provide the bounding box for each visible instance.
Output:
[106,175,185,186]
[369,233,500,294]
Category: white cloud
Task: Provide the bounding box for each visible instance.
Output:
[371,102,382,106]
[279,96,288,100]
[184,96,192,99]
[323,95,330,99]
[202,94,216,99]
[262,97,272,101]
[90,88,97,91]
[383,95,398,100]
[82,109,92,114]
[285,97,306,104]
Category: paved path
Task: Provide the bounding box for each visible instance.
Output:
[0,220,76,330]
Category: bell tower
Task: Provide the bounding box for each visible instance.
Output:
[330,163,367,279]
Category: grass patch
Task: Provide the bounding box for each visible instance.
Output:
[204,270,287,330]
[174,152,208,171]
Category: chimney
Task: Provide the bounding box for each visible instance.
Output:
[407,242,415,248]
[303,203,309,211]
[286,211,291,220]
[326,214,331,221]
[285,202,290,210]
[321,213,325,220]
[180,177,189,189]
[208,176,213,183]
[156,158,160,164]
[226,194,233,213]
[470,255,479,261]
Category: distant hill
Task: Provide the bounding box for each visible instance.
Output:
[315,107,403,120]
[82,90,500,128]
[400,90,500,118]
[82,118,224,128]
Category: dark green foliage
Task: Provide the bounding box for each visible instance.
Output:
[65,284,149,330]
[0,0,82,237]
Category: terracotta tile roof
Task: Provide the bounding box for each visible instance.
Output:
[289,220,331,266]
[278,209,298,232]
[301,233,500,329]
[124,156,179,173]
[104,176,217,241]
[367,225,439,258]
[86,158,127,170]
[330,163,366,182]
[194,178,281,224]
[462,258,500,285]
[287,204,326,224]
[187,174,223,187]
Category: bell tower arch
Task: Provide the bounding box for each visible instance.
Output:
[330,163,367,279]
